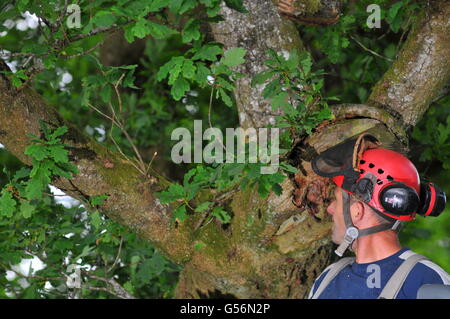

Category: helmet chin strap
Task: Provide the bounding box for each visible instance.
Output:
[334,191,402,257]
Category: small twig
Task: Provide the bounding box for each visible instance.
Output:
[350,35,393,62]
[109,125,145,175]
[207,85,236,161]
[63,41,103,59]
[113,73,126,113]
[69,26,120,42]
[83,272,135,299]
[107,236,123,273]
[146,151,158,176]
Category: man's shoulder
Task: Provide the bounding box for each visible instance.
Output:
[397,250,450,298]
[399,249,450,284]
[308,257,355,298]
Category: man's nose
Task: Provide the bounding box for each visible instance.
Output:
[327,202,334,216]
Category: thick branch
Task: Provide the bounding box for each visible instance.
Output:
[277,0,342,26]
[210,0,304,129]
[0,62,194,264]
[367,1,450,127]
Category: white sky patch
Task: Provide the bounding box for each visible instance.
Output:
[85,125,106,142]
[0,50,18,72]
[94,125,106,142]
[280,50,290,60]
[15,19,28,31]
[185,104,198,114]
[207,75,215,85]
[3,19,15,30]
[0,143,4,149]
[49,185,81,209]
[6,256,46,283]
[15,12,40,31]
[62,72,73,83]
[24,12,39,29]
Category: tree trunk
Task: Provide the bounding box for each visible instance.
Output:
[0,1,449,298]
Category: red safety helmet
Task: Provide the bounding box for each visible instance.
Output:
[312,133,446,222]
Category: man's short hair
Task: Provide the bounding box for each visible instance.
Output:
[349,194,392,225]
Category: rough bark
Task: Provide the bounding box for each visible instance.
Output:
[210,0,304,129]
[0,0,449,299]
[367,1,450,128]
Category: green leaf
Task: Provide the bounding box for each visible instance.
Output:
[50,126,68,140]
[156,183,186,204]
[251,70,276,86]
[148,21,178,39]
[224,0,248,13]
[20,201,35,219]
[92,11,117,27]
[0,191,16,218]
[171,77,190,101]
[47,145,69,163]
[195,201,211,213]
[192,44,222,61]
[211,206,231,223]
[24,177,45,200]
[25,144,47,161]
[130,19,149,39]
[123,281,134,294]
[173,205,187,223]
[182,19,201,43]
[280,162,299,174]
[182,59,196,80]
[221,48,246,67]
[90,195,109,206]
[13,168,31,182]
[90,211,102,229]
[218,88,233,107]
[100,85,112,103]
[157,56,185,84]
[194,62,211,86]
[11,70,28,87]
[149,0,168,12]
[194,241,205,251]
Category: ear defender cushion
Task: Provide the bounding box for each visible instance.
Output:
[380,184,419,216]
[418,183,447,217]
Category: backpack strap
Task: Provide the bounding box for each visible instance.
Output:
[311,257,355,299]
[378,252,428,299]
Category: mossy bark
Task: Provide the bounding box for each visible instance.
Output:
[367,1,450,128]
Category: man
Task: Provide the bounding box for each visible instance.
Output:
[308,133,449,299]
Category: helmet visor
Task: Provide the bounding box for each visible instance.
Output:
[312,133,381,188]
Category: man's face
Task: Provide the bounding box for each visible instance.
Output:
[327,187,347,244]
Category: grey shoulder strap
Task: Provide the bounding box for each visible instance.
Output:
[378,252,428,299]
[311,257,355,299]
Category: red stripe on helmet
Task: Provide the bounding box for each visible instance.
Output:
[424,183,436,217]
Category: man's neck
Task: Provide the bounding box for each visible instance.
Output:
[352,231,402,264]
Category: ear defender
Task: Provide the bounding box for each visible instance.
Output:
[417,183,447,217]
[379,183,420,216]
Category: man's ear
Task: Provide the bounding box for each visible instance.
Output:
[350,200,365,224]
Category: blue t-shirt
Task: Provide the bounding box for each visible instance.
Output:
[308,248,450,299]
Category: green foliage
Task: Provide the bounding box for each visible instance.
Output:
[0,122,78,223]
[411,96,450,170]
[157,46,246,104]
[252,49,334,138]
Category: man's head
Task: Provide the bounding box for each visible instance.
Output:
[327,187,392,245]
[312,133,446,256]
